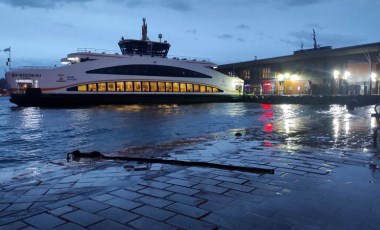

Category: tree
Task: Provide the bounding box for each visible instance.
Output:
[0,78,7,89]
[0,78,8,95]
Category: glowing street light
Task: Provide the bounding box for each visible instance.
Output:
[333,70,340,79]
[371,72,377,82]
[344,71,351,80]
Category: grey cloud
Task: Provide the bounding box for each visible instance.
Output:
[284,30,365,48]
[237,38,245,42]
[160,0,193,11]
[319,33,365,47]
[0,0,328,10]
[280,39,303,48]
[120,0,193,11]
[53,22,76,28]
[279,0,328,6]
[290,30,314,41]
[123,0,150,8]
[304,23,325,30]
[186,29,197,34]
[236,24,250,30]
[217,34,233,39]
[0,0,194,11]
[0,0,92,8]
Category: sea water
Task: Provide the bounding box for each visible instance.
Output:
[0,97,376,181]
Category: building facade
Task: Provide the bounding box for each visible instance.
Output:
[218,42,380,96]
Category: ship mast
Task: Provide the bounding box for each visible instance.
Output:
[141,18,149,41]
[313,29,317,49]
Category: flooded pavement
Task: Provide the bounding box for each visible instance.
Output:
[2,97,380,229]
[1,113,380,229]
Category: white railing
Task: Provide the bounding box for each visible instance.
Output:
[12,66,54,70]
[168,55,210,63]
[77,48,120,55]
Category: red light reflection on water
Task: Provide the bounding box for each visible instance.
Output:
[261,104,272,110]
[259,104,274,121]
[260,104,274,132]
[262,141,273,147]
[262,111,273,118]
[263,123,274,132]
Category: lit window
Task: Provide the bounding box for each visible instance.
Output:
[206,86,212,92]
[200,85,206,92]
[158,82,165,92]
[142,82,150,92]
[193,84,200,92]
[262,68,271,79]
[116,82,124,91]
[107,82,115,91]
[88,83,97,91]
[98,83,106,91]
[150,82,158,92]
[173,83,179,92]
[126,82,133,92]
[78,85,87,91]
[186,83,193,92]
[165,82,172,92]
[180,83,186,92]
[212,87,218,92]
[134,82,141,91]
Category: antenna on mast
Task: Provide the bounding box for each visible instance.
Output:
[313,29,317,49]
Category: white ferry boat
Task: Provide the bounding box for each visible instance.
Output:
[5,19,244,107]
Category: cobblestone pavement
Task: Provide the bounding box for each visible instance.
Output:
[1,133,380,230]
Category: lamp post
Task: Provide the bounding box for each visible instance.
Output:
[277,74,284,95]
[344,71,350,95]
[371,72,378,94]
[284,73,290,95]
[333,70,340,94]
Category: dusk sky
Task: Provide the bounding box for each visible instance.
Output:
[1,0,379,77]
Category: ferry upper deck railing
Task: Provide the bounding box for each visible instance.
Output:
[77,48,121,55]
[16,66,54,69]
[6,66,54,71]
[76,48,211,63]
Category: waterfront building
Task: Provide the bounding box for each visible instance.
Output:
[218,34,380,96]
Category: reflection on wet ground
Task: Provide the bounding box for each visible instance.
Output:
[2,101,380,229]
[259,104,376,151]
[2,96,380,185]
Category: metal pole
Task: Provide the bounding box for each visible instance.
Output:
[370,62,373,95]
[8,47,11,70]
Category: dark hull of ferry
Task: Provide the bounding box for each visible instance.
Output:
[10,89,242,107]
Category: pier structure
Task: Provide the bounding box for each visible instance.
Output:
[218,34,380,97]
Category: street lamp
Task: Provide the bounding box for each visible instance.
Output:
[333,70,340,94]
[344,71,350,95]
[372,72,378,94]
[371,72,377,81]
[277,74,284,95]
[344,71,350,80]
[333,70,340,79]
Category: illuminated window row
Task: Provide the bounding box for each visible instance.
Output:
[67,81,224,93]
[86,64,212,79]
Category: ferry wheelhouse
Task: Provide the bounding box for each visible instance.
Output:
[6,19,244,107]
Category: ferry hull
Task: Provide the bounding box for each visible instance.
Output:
[10,91,242,107]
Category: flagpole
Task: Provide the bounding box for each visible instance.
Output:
[8,47,11,70]
[3,47,11,71]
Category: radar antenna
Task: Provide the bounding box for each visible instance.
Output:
[142,18,149,41]
[158,33,162,42]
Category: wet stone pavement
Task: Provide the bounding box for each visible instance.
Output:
[1,133,380,230]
